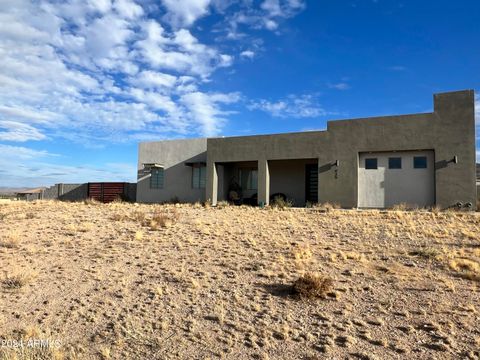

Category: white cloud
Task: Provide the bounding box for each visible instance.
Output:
[130,70,178,89]
[0,0,243,145]
[0,0,308,186]
[249,94,327,118]
[0,144,54,160]
[180,92,240,136]
[261,0,305,18]
[0,121,46,142]
[224,0,306,37]
[0,0,306,186]
[0,105,55,124]
[328,82,350,90]
[114,0,144,19]
[136,21,231,79]
[240,50,255,59]
[161,0,212,28]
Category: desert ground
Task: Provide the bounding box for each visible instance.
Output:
[0,200,479,360]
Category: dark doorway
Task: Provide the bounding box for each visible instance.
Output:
[305,164,318,203]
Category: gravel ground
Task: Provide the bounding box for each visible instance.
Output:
[0,201,479,359]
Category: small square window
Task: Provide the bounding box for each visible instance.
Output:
[239,168,258,190]
[192,166,206,189]
[365,158,377,170]
[150,168,164,189]
[414,156,427,169]
[388,157,402,169]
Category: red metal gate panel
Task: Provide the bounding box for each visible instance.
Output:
[88,183,125,203]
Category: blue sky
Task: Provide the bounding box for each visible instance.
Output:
[0,0,478,187]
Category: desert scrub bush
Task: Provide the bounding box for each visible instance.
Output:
[449,258,480,281]
[193,201,202,208]
[216,200,230,208]
[77,222,94,232]
[147,209,179,230]
[409,247,443,260]
[391,203,409,211]
[111,212,126,221]
[313,202,340,212]
[0,232,20,248]
[305,201,314,208]
[84,198,101,205]
[430,205,442,213]
[2,270,36,290]
[131,210,146,222]
[292,272,333,299]
[271,196,293,209]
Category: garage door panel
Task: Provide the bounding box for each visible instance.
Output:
[358,151,435,208]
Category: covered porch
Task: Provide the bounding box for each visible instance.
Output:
[208,158,319,207]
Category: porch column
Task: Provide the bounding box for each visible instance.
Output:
[258,159,270,206]
[206,160,218,206]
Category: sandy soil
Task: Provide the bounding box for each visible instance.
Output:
[0,201,479,359]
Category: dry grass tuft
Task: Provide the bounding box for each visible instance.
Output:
[147,208,180,230]
[270,196,293,209]
[448,257,480,281]
[313,202,340,212]
[410,247,442,260]
[111,212,126,221]
[449,258,480,276]
[131,210,146,222]
[84,198,100,205]
[2,270,36,290]
[0,346,64,360]
[292,272,333,299]
[391,203,409,211]
[0,232,20,248]
[216,200,230,208]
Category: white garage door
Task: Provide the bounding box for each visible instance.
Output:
[358,151,435,208]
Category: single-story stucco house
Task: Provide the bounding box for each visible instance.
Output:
[137,90,477,209]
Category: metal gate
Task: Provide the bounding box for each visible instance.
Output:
[87,182,126,203]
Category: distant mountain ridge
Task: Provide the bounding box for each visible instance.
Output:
[0,187,30,195]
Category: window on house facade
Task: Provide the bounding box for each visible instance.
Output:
[192,165,206,189]
[150,168,164,189]
[365,158,378,170]
[414,156,427,169]
[388,157,402,169]
[239,168,258,190]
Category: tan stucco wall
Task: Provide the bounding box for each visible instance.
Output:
[137,138,207,203]
[206,90,476,208]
